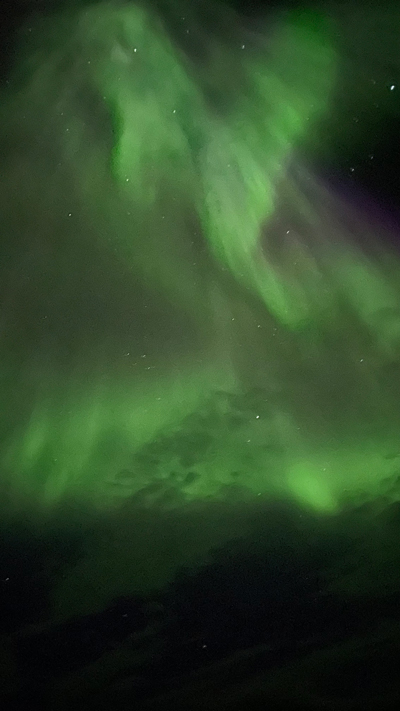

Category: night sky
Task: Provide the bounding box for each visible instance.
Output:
[1,2,400,709]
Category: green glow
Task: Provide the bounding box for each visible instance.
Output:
[1,1,400,524]
[199,12,337,329]
[91,4,337,329]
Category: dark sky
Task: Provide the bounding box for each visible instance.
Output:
[1,3,400,710]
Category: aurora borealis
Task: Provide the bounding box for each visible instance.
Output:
[1,0,400,630]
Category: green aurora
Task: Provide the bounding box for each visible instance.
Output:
[1,0,400,531]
